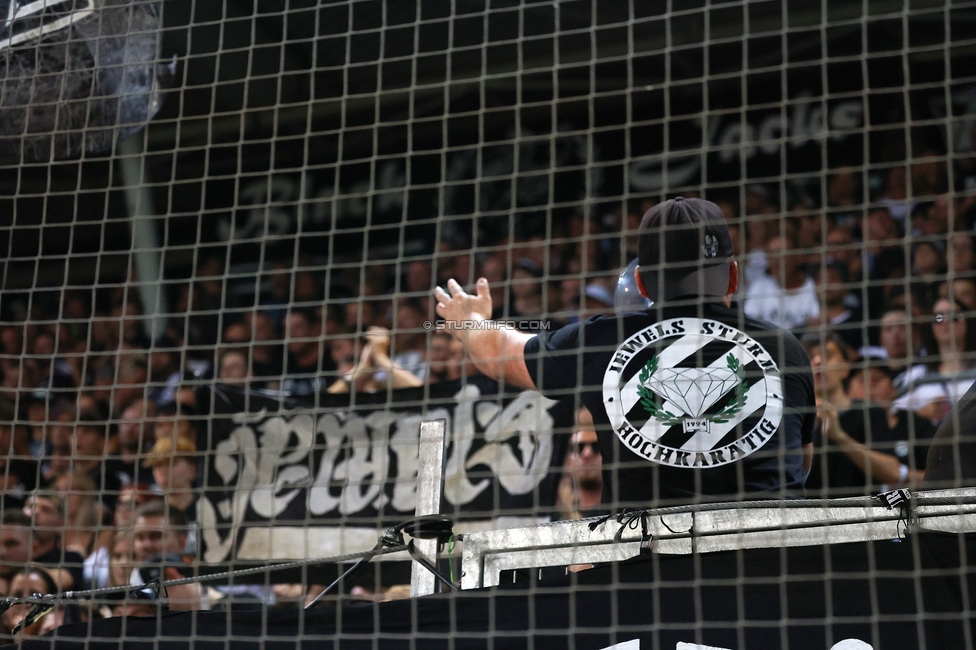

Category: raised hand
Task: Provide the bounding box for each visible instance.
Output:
[364,326,391,360]
[434,278,493,337]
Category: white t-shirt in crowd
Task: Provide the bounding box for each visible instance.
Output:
[84,545,110,590]
[891,370,976,415]
[743,275,820,330]
[740,249,769,296]
[392,350,427,380]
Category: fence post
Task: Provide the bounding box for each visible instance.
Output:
[410,419,446,597]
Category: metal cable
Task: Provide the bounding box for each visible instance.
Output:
[0,543,410,610]
[583,493,976,525]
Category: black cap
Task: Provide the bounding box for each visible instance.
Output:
[848,355,899,383]
[637,197,734,302]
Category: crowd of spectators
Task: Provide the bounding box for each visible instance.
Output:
[1,143,976,638]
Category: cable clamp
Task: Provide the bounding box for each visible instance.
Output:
[878,488,912,509]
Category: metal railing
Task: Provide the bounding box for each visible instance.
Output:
[459,488,976,589]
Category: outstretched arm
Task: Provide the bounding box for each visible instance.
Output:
[435,278,537,390]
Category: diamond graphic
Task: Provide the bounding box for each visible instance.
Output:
[645,367,740,418]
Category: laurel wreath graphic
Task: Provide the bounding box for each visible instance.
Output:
[637,353,747,426]
[637,355,682,426]
[710,354,748,424]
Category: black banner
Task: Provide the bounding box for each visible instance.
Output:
[195,380,574,564]
[24,532,976,649]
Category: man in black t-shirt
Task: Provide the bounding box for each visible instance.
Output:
[0,509,33,594]
[280,308,336,398]
[822,360,935,495]
[22,492,84,590]
[0,399,37,510]
[72,409,125,511]
[435,198,816,506]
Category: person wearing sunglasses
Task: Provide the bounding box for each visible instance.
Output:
[892,297,976,424]
[554,406,603,521]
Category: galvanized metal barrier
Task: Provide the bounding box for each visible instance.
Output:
[460,487,976,589]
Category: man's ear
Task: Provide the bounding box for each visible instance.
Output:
[634,267,648,299]
[727,260,739,296]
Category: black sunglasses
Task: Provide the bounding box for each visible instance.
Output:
[571,441,600,455]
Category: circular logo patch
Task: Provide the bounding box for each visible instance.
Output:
[602,318,783,468]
